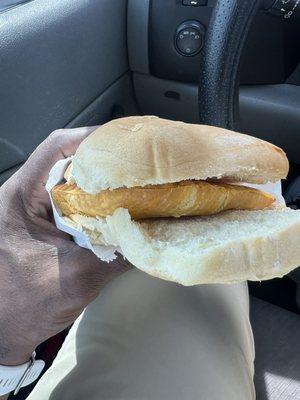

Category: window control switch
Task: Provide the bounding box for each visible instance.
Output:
[182,0,207,6]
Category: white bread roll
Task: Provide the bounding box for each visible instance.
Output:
[69,116,289,194]
[56,116,299,285]
[64,207,300,286]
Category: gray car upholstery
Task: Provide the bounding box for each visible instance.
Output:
[251,297,300,400]
[0,0,130,175]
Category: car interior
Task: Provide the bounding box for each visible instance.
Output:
[1,0,300,399]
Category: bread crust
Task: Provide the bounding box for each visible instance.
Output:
[52,181,275,220]
[69,116,289,194]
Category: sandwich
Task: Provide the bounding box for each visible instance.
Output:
[51,116,300,285]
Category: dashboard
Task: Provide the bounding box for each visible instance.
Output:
[128,0,300,162]
[149,0,300,85]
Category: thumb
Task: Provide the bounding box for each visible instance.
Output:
[12,126,98,218]
[20,126,99,193]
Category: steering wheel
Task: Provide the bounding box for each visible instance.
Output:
[200,0,300,300]
[198,0,261,130]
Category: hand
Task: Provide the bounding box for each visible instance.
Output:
[0,127,131,366]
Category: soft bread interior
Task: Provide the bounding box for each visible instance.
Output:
[64,207,300,285]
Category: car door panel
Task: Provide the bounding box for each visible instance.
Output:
[0,0,134,181]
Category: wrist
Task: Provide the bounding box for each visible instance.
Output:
[0,342,35,367]
[0,351,45,397]
[0,353,33,367]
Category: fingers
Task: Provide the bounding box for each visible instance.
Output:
[12,126,99,219]
[21,126,99,189]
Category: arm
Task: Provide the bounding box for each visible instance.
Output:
[0,127,130,390]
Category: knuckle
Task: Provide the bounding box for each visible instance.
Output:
[47,129,68,147]
[77,272,102,297]
[44,129,69,154]
[50,129,65,139]
[61,273,97,304]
